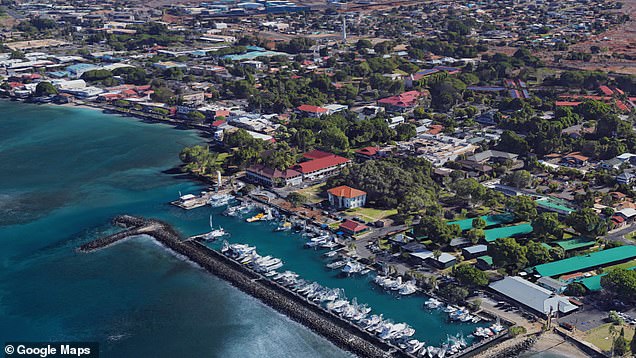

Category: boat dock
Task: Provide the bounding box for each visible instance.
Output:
[78,215,406,358]
[170,189,232,210]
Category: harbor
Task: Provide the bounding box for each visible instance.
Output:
[80,208,511,358]
[79,215,400,358]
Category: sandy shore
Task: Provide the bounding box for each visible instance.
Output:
[523,332,591,358]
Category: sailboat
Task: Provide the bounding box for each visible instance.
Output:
[205,215,227,240]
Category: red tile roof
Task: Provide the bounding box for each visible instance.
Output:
[294,154,350,174]
[297,104,327,113]
[377,90,425,108]
[355,146,379,156]
[303,150,334,160]
[427,124,444,135]
[599,85,614,96]
[556,101,582,107]
[327,185,366,199]
[339,219,368,233]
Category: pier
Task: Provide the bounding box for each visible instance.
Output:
[79,215,406,358]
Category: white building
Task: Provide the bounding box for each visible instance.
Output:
[327,185,367,209]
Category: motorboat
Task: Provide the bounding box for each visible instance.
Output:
[274,221,292,232]
[246,212,265,222]
[208,193,233,207]
[425,298,443,309]
[342,261,365,274]
[399,281,418,295]
[327,260,346,269]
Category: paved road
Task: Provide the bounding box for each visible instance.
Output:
[603,224,635,246]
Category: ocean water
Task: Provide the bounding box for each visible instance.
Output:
[0,102,350,357]
[0,101,485,357]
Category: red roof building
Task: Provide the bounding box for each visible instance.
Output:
[355,146,379,160]
[293,151,350,181]
[296,104,328,117]
[328,186,367,209]
[599,86,614,96]
[377,91,426,112]
[339,219,369,235]
[246,164,302,187]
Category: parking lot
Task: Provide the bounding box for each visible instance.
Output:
[558,305,636,332]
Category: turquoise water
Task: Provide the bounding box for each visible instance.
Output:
[0,101,482,356]
[0,102,349,357]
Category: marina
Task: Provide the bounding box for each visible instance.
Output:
[81,203,510,357]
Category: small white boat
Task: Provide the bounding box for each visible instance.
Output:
[208,193,233,207]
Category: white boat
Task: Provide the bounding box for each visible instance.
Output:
[443,305,457,313]
[324,250,339,258]
[208,193,233,207]
[425,298,443,309]
[205,215,228,240]
[399,281,418,295]
[407,340,426,355]
[327,260,346,269]
[321,240,339,249]
[342,261,365,274]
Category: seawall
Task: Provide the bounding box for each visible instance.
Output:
[79,215,403,358]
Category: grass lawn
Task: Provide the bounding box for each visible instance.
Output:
[345,207,398,222]
[603,259,636,272]
[584,323,634,352]
[297,182,326,204]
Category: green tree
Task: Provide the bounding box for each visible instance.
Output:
[526,241,551,266]
[452,178,485,206]
[506,195,538,221]
[502,170,532,189]
[472,217,486,229]
[394,123,417,141]
[438,284,469,304]
[564,282,587,296]
[601,268,636,303]
[466,228,485,244]
[287,192,307,208]
[453,264,488,287]
[318,126,349,152]
[498,130,529,154]
[179,145,222,175]
[81,69,112,82]
[187,111,206,122]
[34,81,57,97]
[566,208,608,238]
[490,237,528,273]
[414,216,459,245]
[532,212,563,241]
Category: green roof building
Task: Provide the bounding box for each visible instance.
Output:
[532,246,636,277]
[447,213,515,231]
[483,223,533,242]
[554,237,596,252]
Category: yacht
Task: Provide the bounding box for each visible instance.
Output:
[342,261,365,274]
[208,193,233,207]
[327,260,346,269]
[274,221,292,232]
[399,281,418,295]
[425,298,443,309]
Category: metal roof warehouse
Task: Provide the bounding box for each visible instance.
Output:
[531,246,636,277]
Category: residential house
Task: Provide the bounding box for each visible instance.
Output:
[617,171,635,185]
[377,90,427,113]
[296,104,328,118]
[561,152,589,167]
[355,146,379,161]
[327,185,367,209]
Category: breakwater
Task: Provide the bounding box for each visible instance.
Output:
[79,215,402,358]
